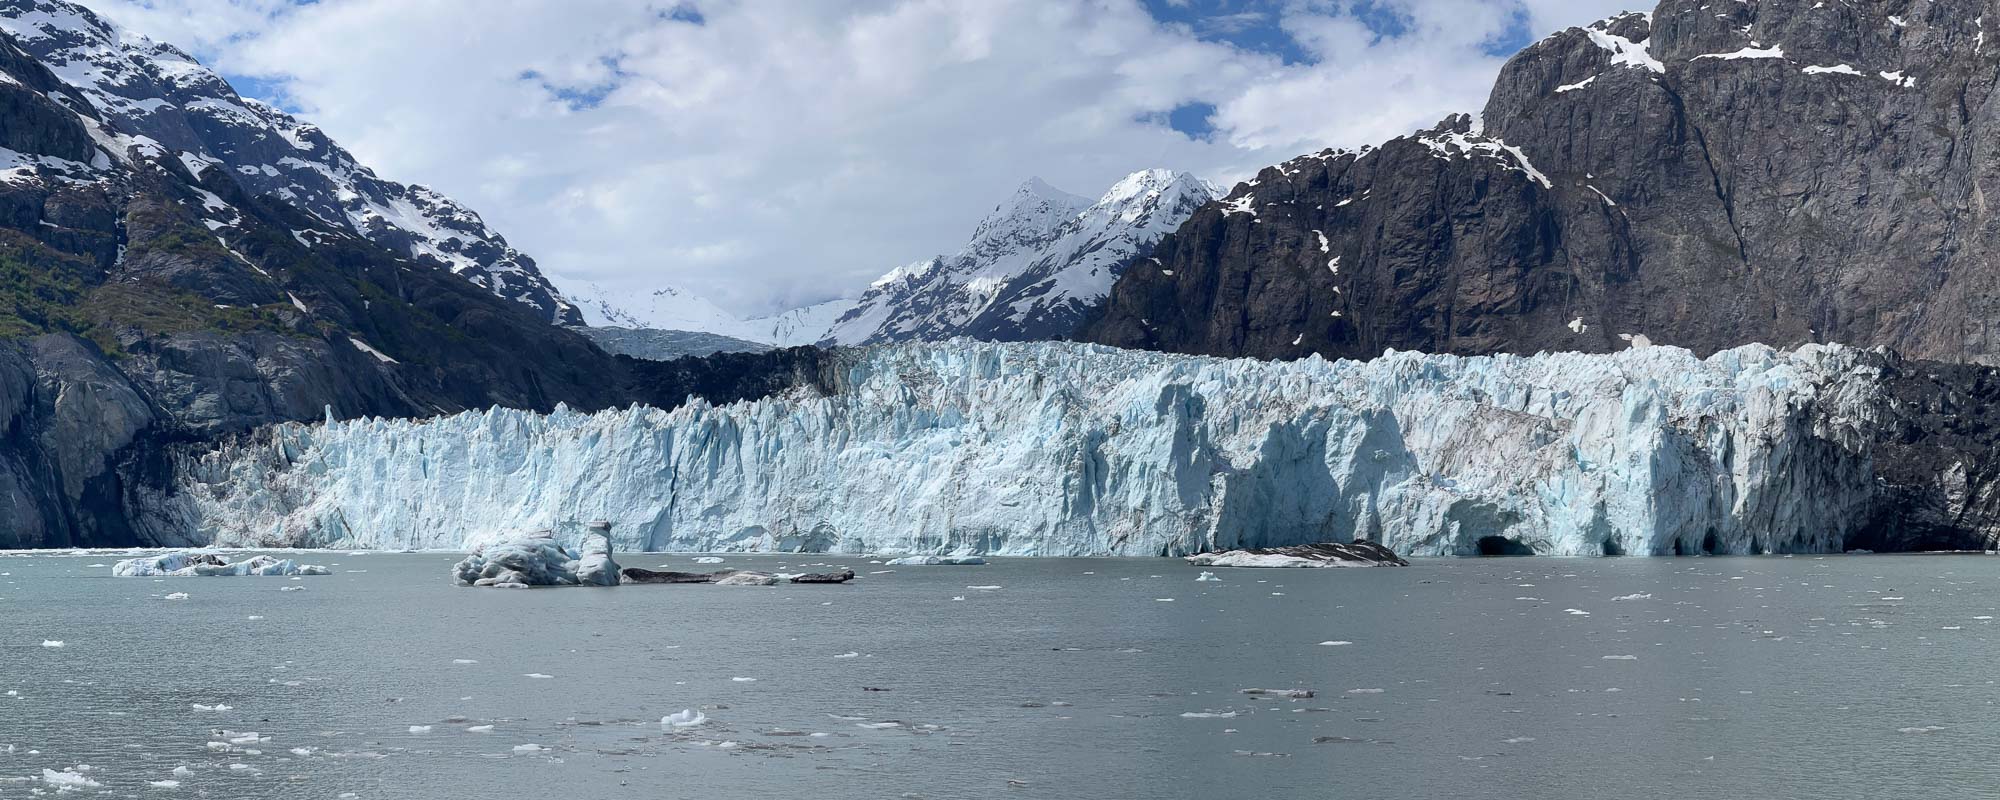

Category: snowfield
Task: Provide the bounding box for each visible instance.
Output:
[154,340,1883,557]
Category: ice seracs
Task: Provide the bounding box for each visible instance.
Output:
[167,340,1888,557]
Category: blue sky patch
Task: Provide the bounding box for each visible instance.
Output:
[1137,101,1219,142]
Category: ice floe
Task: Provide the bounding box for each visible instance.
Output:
[113,552,330,577]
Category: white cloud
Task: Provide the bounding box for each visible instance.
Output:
[86,0,1638,314]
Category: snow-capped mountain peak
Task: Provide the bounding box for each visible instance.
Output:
[564,170,1214,349]
[960,177,1091,266]
[0,0,581,325]
[820,168,1221,345]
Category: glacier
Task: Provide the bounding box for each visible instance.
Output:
[148,340,1888,557]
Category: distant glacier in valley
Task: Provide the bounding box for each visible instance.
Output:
[146,340,1899,557]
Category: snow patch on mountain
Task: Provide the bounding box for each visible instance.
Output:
[565,281,853,347]
[159,340,1882,558]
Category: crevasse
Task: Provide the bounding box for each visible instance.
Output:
[151,341,1884,557]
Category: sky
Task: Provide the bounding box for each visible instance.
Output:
[89,0,1635,316]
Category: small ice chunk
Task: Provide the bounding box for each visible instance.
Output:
[693,557,725,564]
[42,769,101,789]
[408,725,432,733]
[512,743,548,753]
[1196,571,1219,582]
[1602,655,1638,661]
[663,709,707,727]
[731,677,758,683]
[164,592,189,601]
[523,673,553,679]
[1240,688,1315,699]
[466,725,495,733]
[1317,640,1353,646]
[1179,711,1238,719]
[40,640,64,648]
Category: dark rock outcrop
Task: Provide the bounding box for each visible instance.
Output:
[1848,354,2000,552]
[788,570,856,584]
[1087,3,2000,365]
[620,568,718,584]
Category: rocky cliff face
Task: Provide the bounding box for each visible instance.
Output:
[1088,4,2000,364]
[0,0,581,326]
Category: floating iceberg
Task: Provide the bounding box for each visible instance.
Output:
[161,341,1886,557]
[112,552,331,577]
[882,555,988,566]
[452,531,581,588]
[574,521,620,586]
[713,571,780,586]
[1186,542,1408,568]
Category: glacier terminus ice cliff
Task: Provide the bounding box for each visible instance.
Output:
[138,339,1990,558]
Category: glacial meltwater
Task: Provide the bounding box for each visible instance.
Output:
[3,553,1998,799]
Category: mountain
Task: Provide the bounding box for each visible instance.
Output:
[821,169,1219,345]
[0,6,847,547]
[1087,5,2000,364]
[570,170,1214,349]
[0,0,581,326]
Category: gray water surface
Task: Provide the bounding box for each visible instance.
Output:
[2,552,1997,799]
